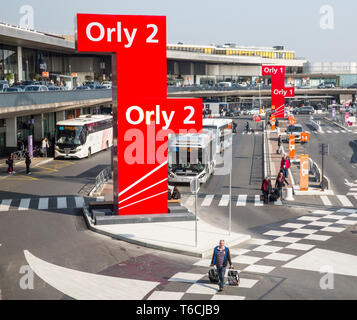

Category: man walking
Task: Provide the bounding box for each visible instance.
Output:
[280,155,290,179]
[25,152,32,175]
[261,177,272,204]
[210,240,233,292]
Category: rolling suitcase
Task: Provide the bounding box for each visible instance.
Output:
[228,270,240,286]
[269,189,279,202]
[208,267,219,283]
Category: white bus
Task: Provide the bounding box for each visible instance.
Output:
[203,118,233,154]
[168,131,217,184]
[55,114,113,159]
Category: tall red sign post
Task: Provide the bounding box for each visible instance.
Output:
[76,14,202,215]
[262,66,294,118]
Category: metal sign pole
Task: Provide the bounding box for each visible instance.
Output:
[322,144,325,191]
[195,190,198,247]
[229,167,232,236]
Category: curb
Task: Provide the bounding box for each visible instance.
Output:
[82,207,251,259]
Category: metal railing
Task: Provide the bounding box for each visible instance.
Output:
[0,89,112,109]
[90,166,112,196]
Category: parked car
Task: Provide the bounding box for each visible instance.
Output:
[293,106,315,115]
[317,82,336,89]
[347,83,357,89]
[4,87,24,92]
[0,83,9,92]
[24,85,49,92]
[75,86,91,90]
[284,124,303,143]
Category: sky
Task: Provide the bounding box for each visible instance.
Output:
[1,0,356,62]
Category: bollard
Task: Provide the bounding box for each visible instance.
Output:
[284,188,295,201]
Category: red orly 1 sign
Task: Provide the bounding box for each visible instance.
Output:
[76,14,203,215]
[262,66,294,118]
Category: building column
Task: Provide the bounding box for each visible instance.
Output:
[6,117,17,149]
[17,46,23,82]
[56,111,65,122]
[34,114,44,142]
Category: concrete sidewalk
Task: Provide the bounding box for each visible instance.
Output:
[84,180,251,258]
[0,156,53,179]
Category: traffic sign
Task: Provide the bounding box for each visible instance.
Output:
[301,132,309,143]
[289,135,295,158]
[289,117,296,125]
[300,154,309,191]
[76,14,203,216]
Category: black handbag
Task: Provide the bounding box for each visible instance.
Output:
[228,270,240,286]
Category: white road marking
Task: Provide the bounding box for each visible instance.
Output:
[274,236,300,243]
[253,245,282,253]
[186,283,218,295]
[335,219,357,226]
[219,195,230,207]
[264,253,296,262]
[320,196,332,206]
[311,210,331,216]
[309,221,333,227]
[283,248,357,278]
[0,200,12,211]
[148,291,185,300]
[263,230,289,237]
[57,197,67,209]
[18,199,31,211]
[169,272,205,284]
[286,243,315,251]
[304,234,331,241]
[201,195,214,207]
[291,228,317,235]
[38,198,49,210]
[239,278,259,288]
[337,195,353,207]
[243,264,275,274]
[254,195,263,207]
[236,195,247,207]
[281,223,305,229]
[298,216,321,222]
[231,255,262,264]
[248,238,271,245]
[75,197,85,208]
[24,250,159,300]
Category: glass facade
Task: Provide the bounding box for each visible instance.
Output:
[0,44,18,82]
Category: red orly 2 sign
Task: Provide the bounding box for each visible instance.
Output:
[76,14,203,215]
[262,66,294,118]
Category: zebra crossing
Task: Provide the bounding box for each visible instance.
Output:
[182,194,268,208]
[182,193,357,209]
[309,129,357,134]
[319,195,357,208]
[0,196,103,212]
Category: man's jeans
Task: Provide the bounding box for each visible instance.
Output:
[282,168,289,178]
[217,266,226,289]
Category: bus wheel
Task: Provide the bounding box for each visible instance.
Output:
[87,148,92,159]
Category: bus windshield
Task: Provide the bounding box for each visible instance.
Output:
[56,125,86,146]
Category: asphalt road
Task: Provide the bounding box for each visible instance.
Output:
[1,118,357,300]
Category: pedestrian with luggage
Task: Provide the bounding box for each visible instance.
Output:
[6,153,15,174]
[210,240,233,292]
[275,171,289,200]
[280,155,290,179]
[261,177,272,204]
[25,152,32,175]
[171,186,181,200]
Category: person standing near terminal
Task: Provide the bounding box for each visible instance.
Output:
[7,153,15,174]
[280,155,290,178]
[210,240,233,292]
[25,152,32,175]
[42,137,49,158]
[275,171,289,200]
